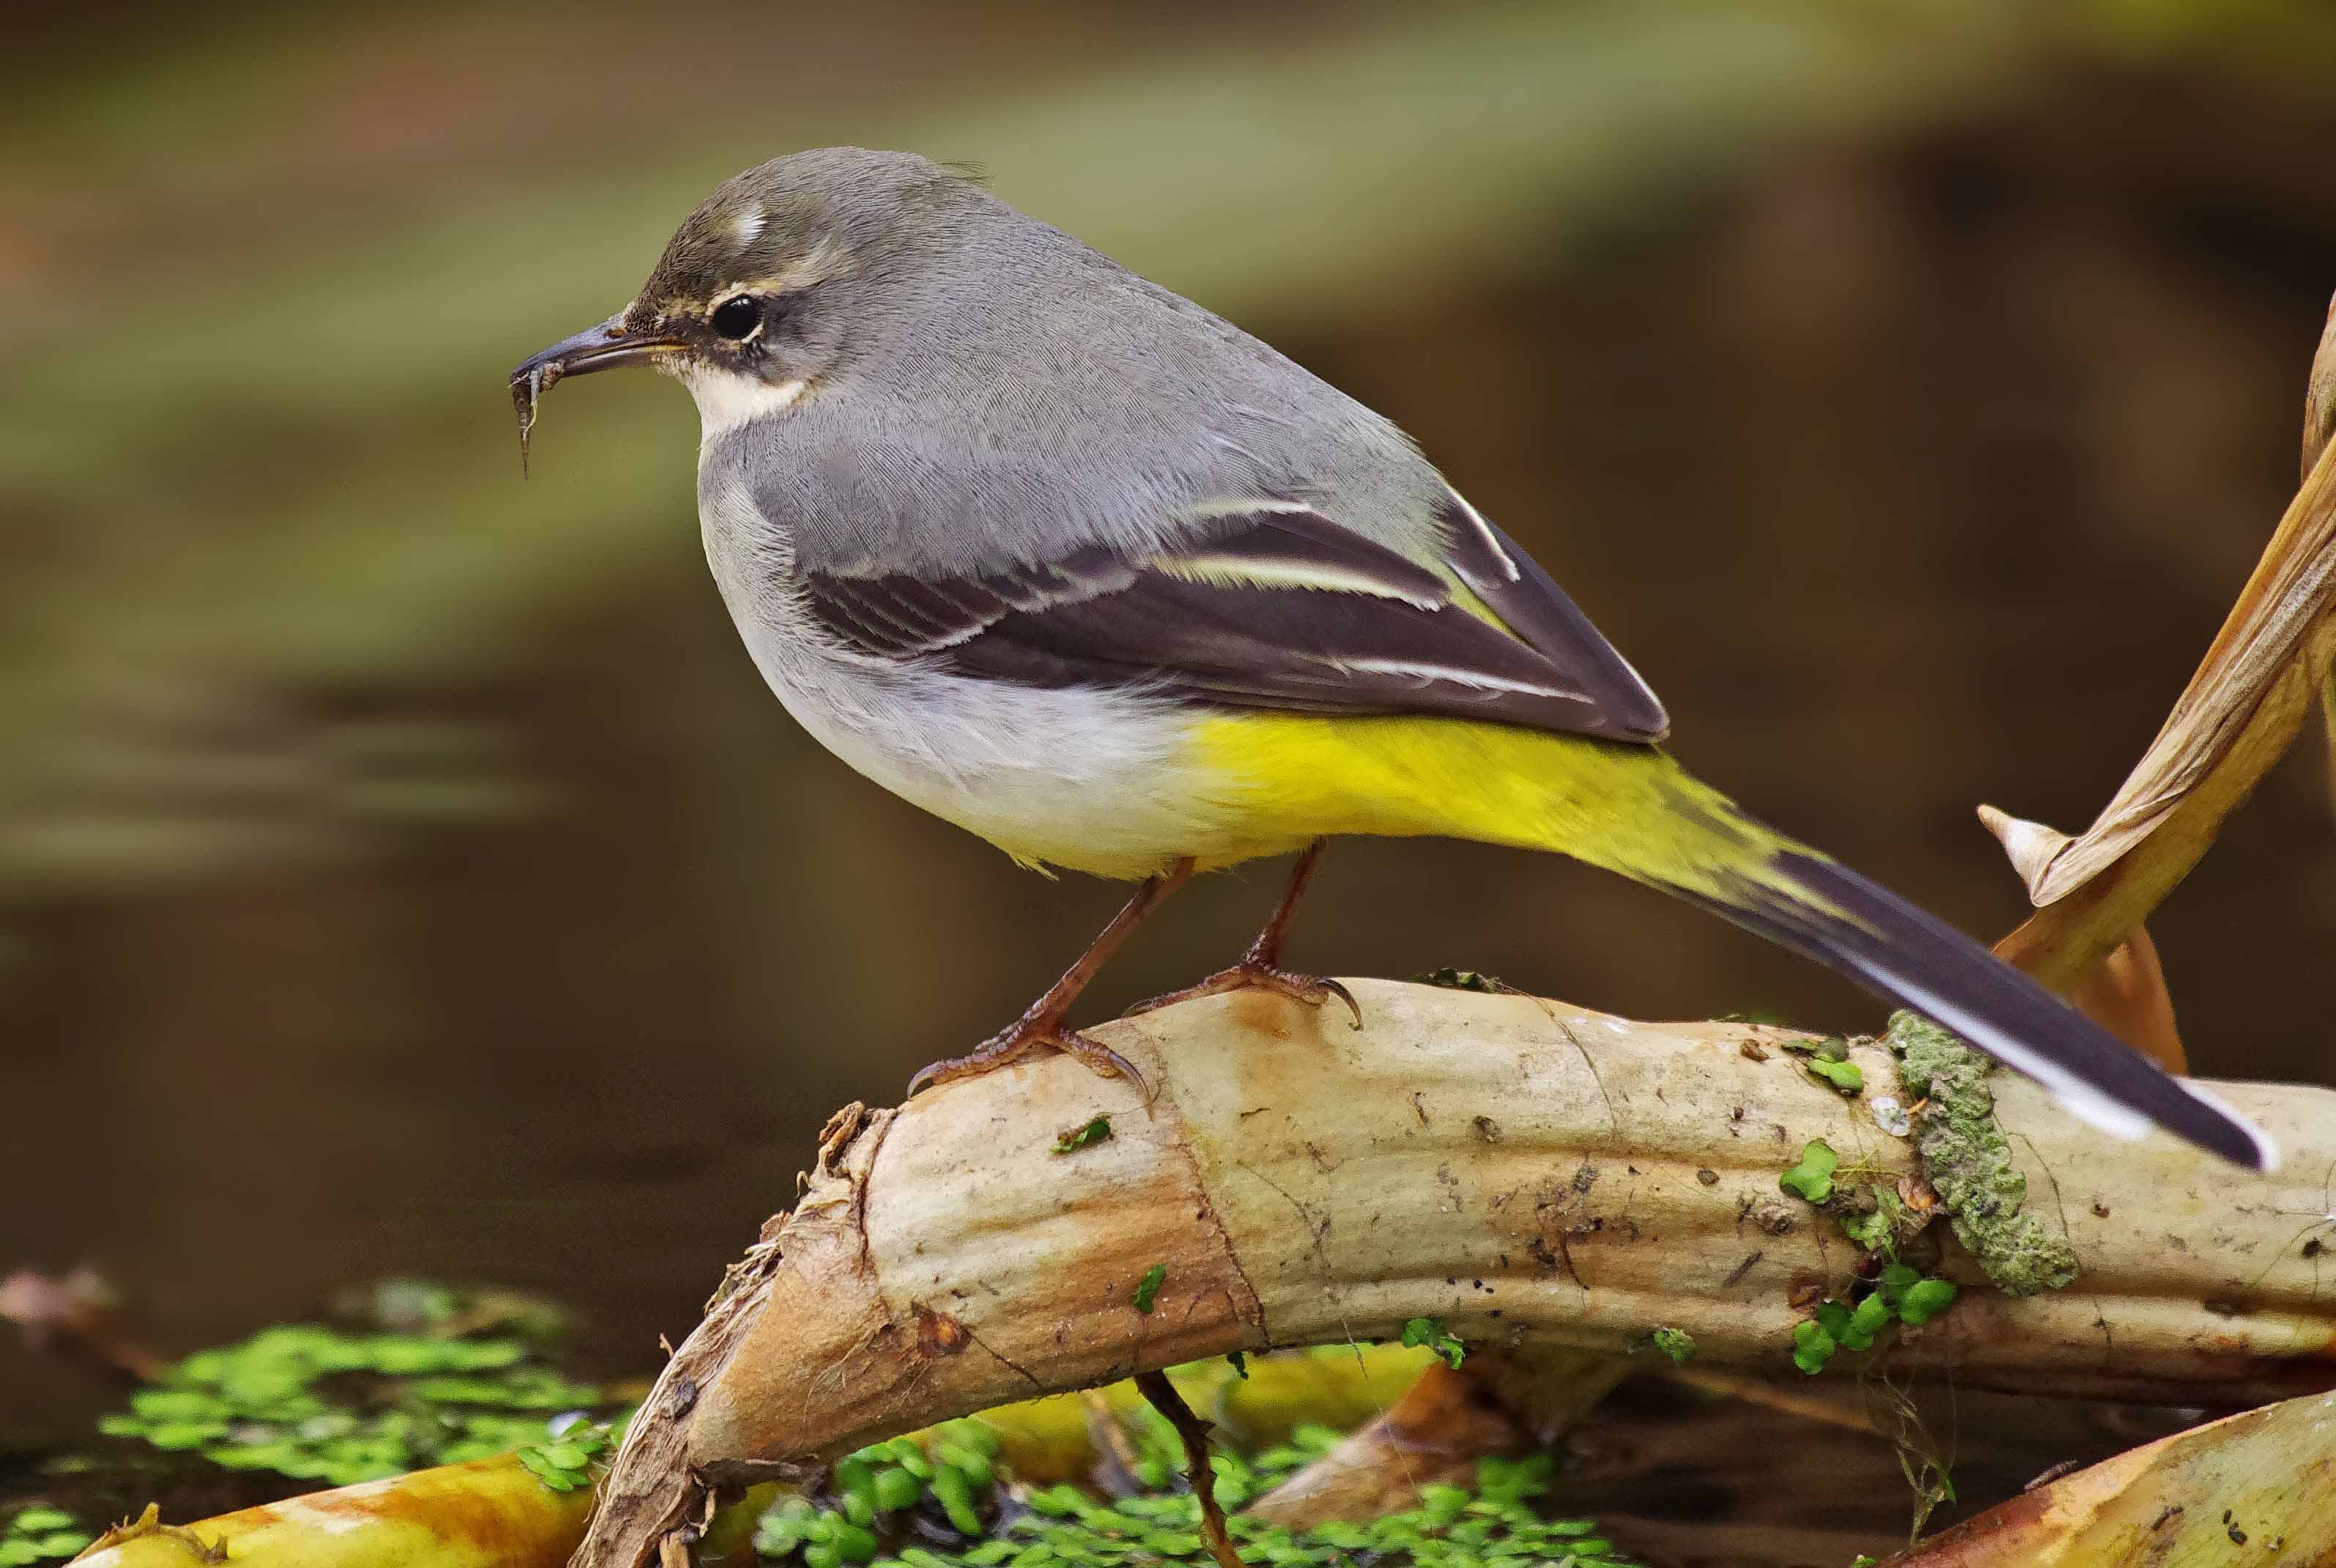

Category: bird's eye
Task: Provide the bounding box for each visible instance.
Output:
[709,295,761,340]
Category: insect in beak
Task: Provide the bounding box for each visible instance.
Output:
[509,312,686,473]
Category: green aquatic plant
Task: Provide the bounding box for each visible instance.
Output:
[1645,1328,1696,1364]
[1780,1035,1863,1095]
[1778,1140,1838,1202]
[2,1507,92,1567]
[1398,1317,1466,1369]
[1790,1319,1838,1375]
[1834,1185,1912,1257]
[1054,1117,1114,1155]
[1789,1265,1962,1376]
[70,1291,1642,1564]
[92,1319,622,1487]
[516,1419,616,1494]
[1410,968,1506,993]
[1801,1056,1864,1095]
[1892,1276,1959,1328]
[753,1413,1638,1568]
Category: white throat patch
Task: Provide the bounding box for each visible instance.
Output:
[683,366,807,441]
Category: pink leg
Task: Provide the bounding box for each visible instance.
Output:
[909,860,1195,1096]
[1125,841,1361,1027]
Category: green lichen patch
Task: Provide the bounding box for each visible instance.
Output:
[2,1507,92,1567]
[1887,1012,2079,1296]
[755,1413,1638,1568]
[1399,1316,1466,1369]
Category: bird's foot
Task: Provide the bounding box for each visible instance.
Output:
[1126,959,1363,1029]
[906,1019,1145,1098]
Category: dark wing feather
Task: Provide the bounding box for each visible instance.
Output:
[802,546,1136,658]
[1436,495,1668,741]
[799,505,1666,744]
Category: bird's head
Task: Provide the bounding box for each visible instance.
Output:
[510,148,977,451]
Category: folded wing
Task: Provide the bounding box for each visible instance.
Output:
[798,500,1669,744]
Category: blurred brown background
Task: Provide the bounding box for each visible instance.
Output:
[5,0,2335,1443]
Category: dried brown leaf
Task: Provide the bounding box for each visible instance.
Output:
[1892,1388,2336,1565]
[1994,319,2336,986]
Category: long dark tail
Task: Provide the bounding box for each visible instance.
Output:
[1274,719,2273,1169]
[1678,845,2274,1171]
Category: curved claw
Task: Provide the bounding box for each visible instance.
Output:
[1055,1032,1148,1096]
[904,1054,961,1099]
[1316,976,1364,1031]
[1125,964,1366,1030]
[907,1027,1147,1100]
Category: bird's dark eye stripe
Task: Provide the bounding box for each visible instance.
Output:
[709,295,761,339]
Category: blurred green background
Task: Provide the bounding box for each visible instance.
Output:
[7,0,2336,1443]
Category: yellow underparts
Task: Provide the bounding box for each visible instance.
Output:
[1186,713,1805,902]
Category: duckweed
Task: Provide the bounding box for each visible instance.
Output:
[1399,1317,1465,1370]
[1778,1141,1837,1203]
[1645,1328,1696,1364]
[3,1507,92,1567]
[76,1289,1644,1566]
[1781,1036,1863,1095]
[1789,1264,1962,1375]
[92,1314,624,1487]
[1054,1118,1114,1155]
[516,1420,615,1493]
[754,1412,1638,1568]
[1411,968,1505,994]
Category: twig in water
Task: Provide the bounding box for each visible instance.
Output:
[0,1267,168,1382]
[1134,1370,1245,1568]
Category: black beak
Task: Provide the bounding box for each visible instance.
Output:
[509,311,687,470]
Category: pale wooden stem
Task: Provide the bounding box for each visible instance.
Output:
[573,983,2336,1568]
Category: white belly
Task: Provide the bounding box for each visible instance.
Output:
[772,659,1230,880]
[698,474,1243,879]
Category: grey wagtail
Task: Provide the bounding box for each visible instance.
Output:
[511,147,2272,1169]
